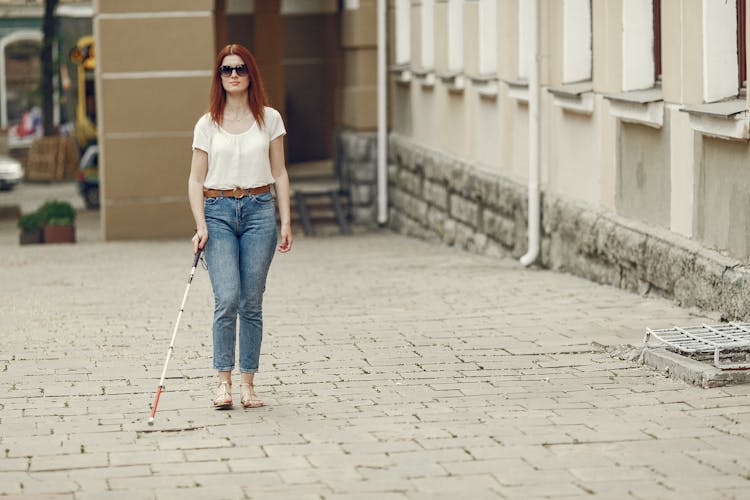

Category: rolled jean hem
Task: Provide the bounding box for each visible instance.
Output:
[239,368,258,374]
[214,366,234,372]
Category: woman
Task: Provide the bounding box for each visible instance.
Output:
[188,43,292,410]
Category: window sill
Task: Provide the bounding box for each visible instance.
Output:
[437,71,465,93]
[504,79,529,103]
[548,81,594,114]
[681,98,750,141]
[467,73,499,98]
[389,64,412,85]
[604,87,664,128]
[413,69,436,89]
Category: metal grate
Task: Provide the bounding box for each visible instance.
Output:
[643,322,750,370]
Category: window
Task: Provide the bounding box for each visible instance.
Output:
[421,0,435,71]
[478,0,496,75]
[447,0,464,73]
[395,0,411,67]
[653,0,661,82]
[702,0,740,102]
[738,0,746,88]
[622,0,656,91]
[562,0,592,83]
[518,0,531,79]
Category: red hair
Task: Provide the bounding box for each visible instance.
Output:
[208,44,268,128]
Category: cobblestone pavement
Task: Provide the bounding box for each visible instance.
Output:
[2,183,750,499]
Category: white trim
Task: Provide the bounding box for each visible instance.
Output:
[57,5,94,18]
[688,112,749,140]
[562,0,591,83]
[101,70,213,80]
[683,99,750,140]
[281,0,338,14]
[447,0,464,73]
[0,30,43,129]
[344,0,360,9]
[421,0,435,70]
[609,100,663,128]
[395,0,411,66]
[478,0,497,75]
[96,11,212,20]
[702,0,739,103]
[549,82,595,114]
[622,0,654,91]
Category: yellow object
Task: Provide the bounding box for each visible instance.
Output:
[69,35,96,149]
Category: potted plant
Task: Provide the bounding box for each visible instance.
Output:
[38,200,76,244]
[17,211,44,245]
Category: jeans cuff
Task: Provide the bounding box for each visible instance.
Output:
[239,368,258,374]
[214,366,234,372]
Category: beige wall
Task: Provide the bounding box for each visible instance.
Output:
[695,137,750,259]
[94,0,215,240]
[617,120,671,228]
[592,0,622,94]
[662,0,703,104]
[339,0,377,131]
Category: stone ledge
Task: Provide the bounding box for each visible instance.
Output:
[388,132,750,322]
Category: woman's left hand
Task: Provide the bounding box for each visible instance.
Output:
[278,223,292,253]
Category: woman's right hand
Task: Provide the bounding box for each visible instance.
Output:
[193,225,208,254]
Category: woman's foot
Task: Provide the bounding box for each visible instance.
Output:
[240,383,263,408]
[212,381,232,409]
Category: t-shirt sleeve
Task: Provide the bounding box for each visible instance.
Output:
[192,114,210,152]
[266,108,286,142]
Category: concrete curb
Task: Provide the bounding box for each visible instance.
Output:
[602,342,750,388]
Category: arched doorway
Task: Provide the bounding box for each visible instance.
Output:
[0,29,44,131]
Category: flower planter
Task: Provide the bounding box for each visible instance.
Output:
[19,229,43,245]
[42,224,75,244]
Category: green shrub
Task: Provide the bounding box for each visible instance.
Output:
[17,211,44,232]
[17,200,77,231]
[38,200,76,226]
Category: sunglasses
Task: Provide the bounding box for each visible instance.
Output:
[218,64,249,77]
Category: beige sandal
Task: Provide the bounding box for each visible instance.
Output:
[240,383,264,408]
[212,381,232,409]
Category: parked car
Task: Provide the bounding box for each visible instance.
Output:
[76,145,99,209]
[0,154,24,191]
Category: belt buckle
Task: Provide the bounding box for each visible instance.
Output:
[232,187,244,199]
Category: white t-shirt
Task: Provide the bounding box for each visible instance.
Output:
[192,106,286,189]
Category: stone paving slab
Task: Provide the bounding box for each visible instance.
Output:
[2,184,750,498]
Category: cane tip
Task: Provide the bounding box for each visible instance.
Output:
[147,417,154,426]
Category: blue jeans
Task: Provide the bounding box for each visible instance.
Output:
[203,191,277,373]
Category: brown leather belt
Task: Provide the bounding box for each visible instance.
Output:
[203,185,271,198]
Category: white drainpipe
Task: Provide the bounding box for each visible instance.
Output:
[376,0,388,224]
[520,0,541,267]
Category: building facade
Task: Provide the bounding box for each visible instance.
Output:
[90,0,750,319]
[93,0,377,239]
[387,0,750,320]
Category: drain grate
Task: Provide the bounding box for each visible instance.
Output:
[644,322,750,370]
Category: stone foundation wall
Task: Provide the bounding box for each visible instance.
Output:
[389,133,750,321]
[336,129,378,226]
